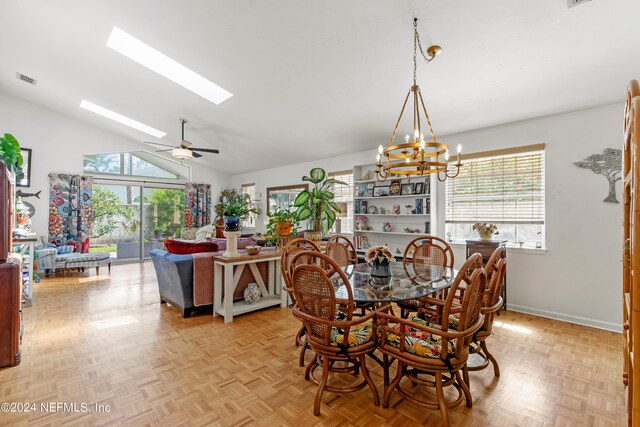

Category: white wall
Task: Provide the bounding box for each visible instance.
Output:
[231,102,623,332]
[0,91,230,238]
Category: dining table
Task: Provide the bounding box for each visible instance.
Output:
[332,261,458,305]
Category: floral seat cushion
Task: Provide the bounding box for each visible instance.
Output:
[330,320,373,347]
[421,313,460,330]
[385,317,456,358]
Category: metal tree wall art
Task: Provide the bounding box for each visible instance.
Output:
[573,148,622,203]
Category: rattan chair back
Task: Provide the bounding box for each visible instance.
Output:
[281,238,321,304]
[325,235,358,267]
[481,246,507,332]
[403,235,454,276]
[291,251,354,345]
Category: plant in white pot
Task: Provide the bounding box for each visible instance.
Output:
[293,168,347,240]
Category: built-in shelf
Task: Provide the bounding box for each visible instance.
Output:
[355,176,427,184]
[354,213,431,217]
[354,194,430,200]
[353,230,427,236]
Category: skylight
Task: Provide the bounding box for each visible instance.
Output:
[106,26,233,105]
[80,100,167,138]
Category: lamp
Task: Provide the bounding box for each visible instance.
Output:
[375,18,462,182]
[172,148,193,160]
[334,202,348,235]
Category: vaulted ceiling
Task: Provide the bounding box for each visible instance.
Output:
[1,0,638,173]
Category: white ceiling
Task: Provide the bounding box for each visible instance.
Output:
[1,0,639,174]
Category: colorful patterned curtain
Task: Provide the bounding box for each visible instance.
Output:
[184,183,211,228]
[48,173,93,253]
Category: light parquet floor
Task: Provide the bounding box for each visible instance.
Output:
[0,263,625,426]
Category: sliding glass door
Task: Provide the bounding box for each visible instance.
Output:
[91,182,184,262]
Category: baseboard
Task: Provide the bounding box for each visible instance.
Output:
[507,304,622,333]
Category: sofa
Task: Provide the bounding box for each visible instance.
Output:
[150,248,269,318]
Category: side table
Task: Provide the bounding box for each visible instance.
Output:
[465,239,507,309]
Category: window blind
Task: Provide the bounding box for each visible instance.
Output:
[329,170,354,234]
[241,183,257,228]
[445,149,545,225]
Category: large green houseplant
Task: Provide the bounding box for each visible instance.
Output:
[293,168,347,237]
[0,133,24,180]
[214,188,260,232]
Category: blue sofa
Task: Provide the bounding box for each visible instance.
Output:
[150,249,201,318]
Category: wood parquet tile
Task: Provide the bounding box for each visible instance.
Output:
[0,263,625,426]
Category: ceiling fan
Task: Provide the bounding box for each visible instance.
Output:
[145,118,220,160]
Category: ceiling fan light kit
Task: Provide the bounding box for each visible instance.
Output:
[172,148,193,160]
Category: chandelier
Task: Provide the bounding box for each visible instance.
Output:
[376,18,462,182]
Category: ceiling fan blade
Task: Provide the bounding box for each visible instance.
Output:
[192,151,203,158]
[145,141,175,148]
[155,148,173,153]
[190,148,220,154]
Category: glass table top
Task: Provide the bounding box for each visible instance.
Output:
[331,262,457,303]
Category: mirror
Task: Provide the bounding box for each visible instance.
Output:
[266,184,308,214]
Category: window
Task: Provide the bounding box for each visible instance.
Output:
[241,183,257,229]
[445,145,545,248]
[84,151,190,180]
[329,170,354,235]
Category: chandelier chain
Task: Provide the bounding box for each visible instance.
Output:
[413,18,436,84]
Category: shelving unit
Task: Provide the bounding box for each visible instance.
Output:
[352,162,435,256]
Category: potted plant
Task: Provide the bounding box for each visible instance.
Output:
[214,188,260,232]
[0,133,24,180]
[472,223,499,240]
[266,207,299,246]
[293,168,347,240]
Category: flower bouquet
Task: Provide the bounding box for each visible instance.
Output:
[365,245,395,277]
[472,223,499,240]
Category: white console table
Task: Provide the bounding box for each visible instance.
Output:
[213,250,285,323]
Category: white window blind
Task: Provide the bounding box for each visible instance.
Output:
[445,148,545,246]
[329,170,354,234]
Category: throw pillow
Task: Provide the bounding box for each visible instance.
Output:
[57,245,74,254]
[195,225,215,241]
[164,239,219,255]
[180,227,198,240]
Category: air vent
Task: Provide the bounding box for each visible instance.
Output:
[568,0,591,8]
[15,72,37,86]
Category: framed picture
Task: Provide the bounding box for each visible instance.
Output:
[365,188,374,197]
[389,179,401,196]
[414,182,424,194]
[16,148,31,187]
[373,186,390,197]
[401,183,414,195]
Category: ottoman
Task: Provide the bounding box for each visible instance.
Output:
[64,253,112,276]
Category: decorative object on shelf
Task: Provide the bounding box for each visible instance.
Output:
[374,19,462,182]
[215,188,260,232]
[401,183,414,195]
[244,283,262,304]
[293,167,347,238]
[368,205,378,214]
[396,248,401,254]
[404,204,412,214]
[414,182,424,194]
[573,148,622,203]
[393,204,401,215]
[246,245,261,255]
[404,227,414,233]
[446,231,452,242]
[424,221,431,233]
[415,198,423,214]
[383,222,392,232]
[361,170,373,181]
[373,185,390,197]
[380,207,387,214]
[356,215,368,231]
[473,222,499,240]
[389,180,401,196]
[365,245,394,277]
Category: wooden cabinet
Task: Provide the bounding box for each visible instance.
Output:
[623,80,640,426]
[466,239,507,309]
[0,162,21,368]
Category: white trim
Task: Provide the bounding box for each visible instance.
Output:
[448,241,547,255]
[507,303,622,333]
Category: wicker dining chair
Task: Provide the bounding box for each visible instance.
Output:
[397,235,455,318]
[464,246,506,381]
[325,235,376,315]
[291,251,380,416]
[281,238,321,367]
[377,253,486,427]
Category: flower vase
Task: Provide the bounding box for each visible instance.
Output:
[370,262,391,277]
[478,230,493,240]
